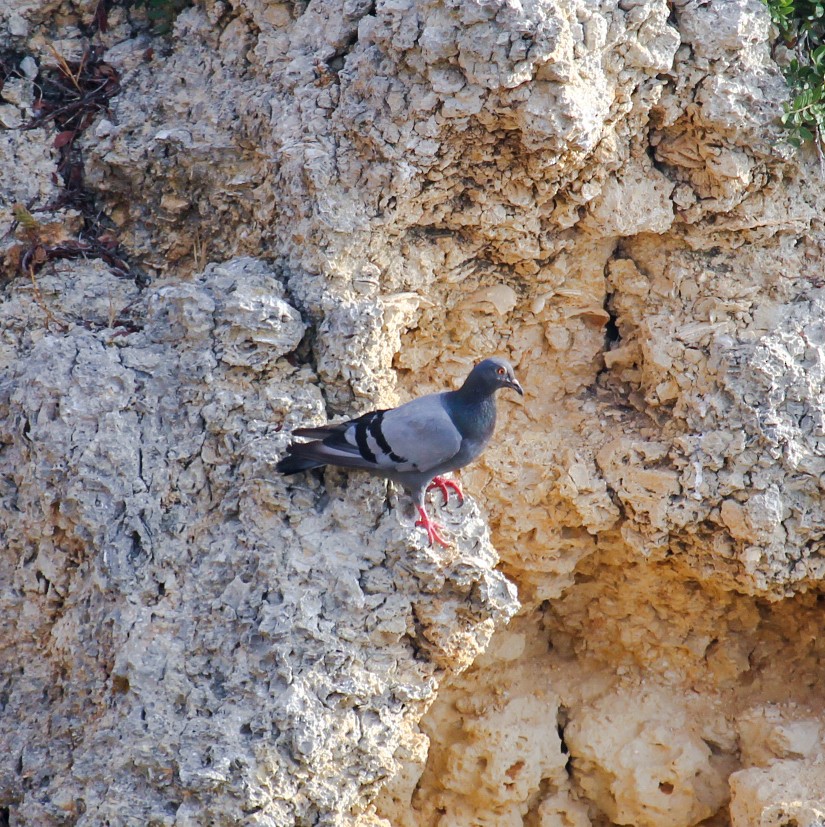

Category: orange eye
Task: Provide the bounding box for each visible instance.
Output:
[497,367,505,375]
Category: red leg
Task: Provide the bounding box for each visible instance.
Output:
[426,475,464,506]
[415,506,450,548]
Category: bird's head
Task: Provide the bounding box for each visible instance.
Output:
[466,357,524,397]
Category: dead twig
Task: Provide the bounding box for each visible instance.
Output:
[13,49,136,283]
[27,264,67,331]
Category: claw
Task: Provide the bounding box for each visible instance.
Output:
[415,506,450,548]
[426,475,464,506]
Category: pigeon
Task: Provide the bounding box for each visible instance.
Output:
[276,357,523,547]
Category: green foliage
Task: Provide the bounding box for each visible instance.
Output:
[767,0,825,39]
[135,0,194,35]
[765,0,825,148]
[781,56,825,146]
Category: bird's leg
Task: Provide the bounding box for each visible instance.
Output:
[426,475,465,506]
[415,505,450,548]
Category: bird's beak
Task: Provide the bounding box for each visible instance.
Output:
[509,378,524,396]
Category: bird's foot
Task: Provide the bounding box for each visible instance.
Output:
[426,476,464,506]
[415,506,450,548]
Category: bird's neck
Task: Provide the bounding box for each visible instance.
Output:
[446,387,497,439]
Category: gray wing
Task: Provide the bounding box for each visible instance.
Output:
[277,393,462,476]
[369,394,462,473]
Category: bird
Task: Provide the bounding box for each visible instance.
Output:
[276,357,523,547]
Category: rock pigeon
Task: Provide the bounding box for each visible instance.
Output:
[276,357,523,546]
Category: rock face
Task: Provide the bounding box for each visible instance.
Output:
[2,0,825,825]
[0,257,518,825]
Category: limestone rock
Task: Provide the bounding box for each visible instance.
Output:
[4,0,825,823]
[565,688,732,827]
[0,257,517,824]
[729,759,825,827]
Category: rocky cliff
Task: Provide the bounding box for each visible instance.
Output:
[2,0,825,824]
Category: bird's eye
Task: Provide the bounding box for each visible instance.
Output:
[497,367,505,376]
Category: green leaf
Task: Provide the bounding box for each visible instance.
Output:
[765,0,825,149]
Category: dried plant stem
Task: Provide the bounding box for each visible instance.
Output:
[27,265,67,331]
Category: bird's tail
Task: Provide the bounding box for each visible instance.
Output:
[276,423,347,475]
[277,436,377,475]
[275,447,326,475]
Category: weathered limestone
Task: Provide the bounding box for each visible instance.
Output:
[3,0,825,824]
[0,257,517,824]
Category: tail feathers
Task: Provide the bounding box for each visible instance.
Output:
[277,438,377,476]
[292,425,344,440]
[276,424,347,474]
[275,448,326,475]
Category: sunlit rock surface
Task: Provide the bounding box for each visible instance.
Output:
[2,0,825,824]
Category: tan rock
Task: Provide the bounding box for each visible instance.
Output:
[730,759,825,827]
[4,0,825,823]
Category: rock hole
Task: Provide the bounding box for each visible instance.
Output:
[557,723,569,755]
[556,706,572,777]
[505,760,525,780]
[35,570,50,594]
[603,300,620,350]
[659,781,674,795]
[0,806,9,827]
[701,737,726,756]
[129,531,145,562]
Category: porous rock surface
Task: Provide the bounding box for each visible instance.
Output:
[0,257,518,825]
[2,0,825,824]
